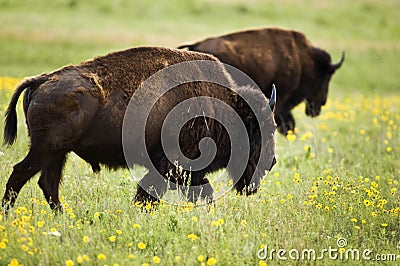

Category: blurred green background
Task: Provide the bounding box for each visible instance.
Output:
[1,0,399,95]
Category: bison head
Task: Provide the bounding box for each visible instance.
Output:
[233,85,276,195]
[305,49,345,117]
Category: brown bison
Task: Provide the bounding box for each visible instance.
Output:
[2,46,276,211]
[178,27,345,135]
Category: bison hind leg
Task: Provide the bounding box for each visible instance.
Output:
[2,145,44,212]
[90,162,101,173]
[134,170,168,205]
[37,152,67,212]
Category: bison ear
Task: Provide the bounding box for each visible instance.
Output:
[269,84,276,112]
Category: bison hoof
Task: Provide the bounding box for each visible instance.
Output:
[276,112,295,135]
[134,190,160,206]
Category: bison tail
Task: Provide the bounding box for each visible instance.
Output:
[177,43,196,50]
[4,75,48,146]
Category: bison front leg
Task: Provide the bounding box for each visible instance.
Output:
[275,111,295,135]
[2,146,43,212]
[233,164,260,196]
[134,171,168,204]
[37,153,66,212]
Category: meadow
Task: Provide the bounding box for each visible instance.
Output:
[0,0,399,265]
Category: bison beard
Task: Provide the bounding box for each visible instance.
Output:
[178,27,344,135]
[2,47,276,212]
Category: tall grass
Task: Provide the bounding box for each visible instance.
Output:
[0,79,398,265]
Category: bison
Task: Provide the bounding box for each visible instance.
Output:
[2,46,276,212]
[178,27,345,135]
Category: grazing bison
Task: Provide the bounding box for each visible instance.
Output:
[2,46,276,211]
[178,27,345,135]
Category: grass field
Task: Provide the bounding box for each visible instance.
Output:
[0,0,399,265]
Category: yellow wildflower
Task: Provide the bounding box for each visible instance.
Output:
[97,254,106,260]
[188,234,198,240]
[8,259,20,266]
[133,223,141,229]
[259,260,267,266]
[37,221,45,228]
[153,256,161,264]
[364,200,372,206]
[207,258,217,265]
[138,242,146,250]
[287,133,296,142]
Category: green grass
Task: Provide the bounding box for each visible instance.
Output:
[0,0,399,265]
[0,85,398,265]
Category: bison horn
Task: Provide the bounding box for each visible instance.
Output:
[331,51,345,72]
[269,84,276,111]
